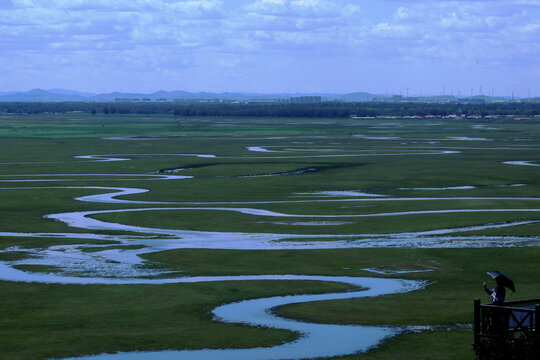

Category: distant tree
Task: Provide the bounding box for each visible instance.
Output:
[0,101,537,118]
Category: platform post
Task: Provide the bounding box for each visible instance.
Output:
[474,298,481,345]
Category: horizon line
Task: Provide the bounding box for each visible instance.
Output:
[0,88,535,99]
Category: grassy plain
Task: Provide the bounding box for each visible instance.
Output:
[0,113,538,359]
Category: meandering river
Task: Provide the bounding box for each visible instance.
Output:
[0,148,538,360]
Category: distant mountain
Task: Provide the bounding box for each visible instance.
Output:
[0,88,87,102]
[97,90,290,101]
[45,89,96,97]
[0,88,374,102]
[88,90,222,101]
[0,88,520,103]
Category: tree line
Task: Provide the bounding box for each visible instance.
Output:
[0,101,538,118]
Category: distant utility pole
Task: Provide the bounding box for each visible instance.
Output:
[529,89,531,98]
[471,88,473,97]
[479,86,482,95]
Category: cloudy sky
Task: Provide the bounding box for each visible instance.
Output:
[1,0,539,96]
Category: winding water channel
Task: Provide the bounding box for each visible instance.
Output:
[1,149,538,360]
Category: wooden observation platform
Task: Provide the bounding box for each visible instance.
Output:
[473,298,539,360]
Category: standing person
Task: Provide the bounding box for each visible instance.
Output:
[483,277,506,305]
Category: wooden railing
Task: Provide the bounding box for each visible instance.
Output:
[473,298,539,360]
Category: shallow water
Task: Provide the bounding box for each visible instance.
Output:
[446,136,490,141]
[52,275,424,360]
[362,268,434,275]
[75,153,216,162]
[354,135,401,140]
[1,148,538,360]
[0,174,191,182]
[103,136,164,140]
[247,146,282,152]
[296,190,387,197]
[1,201,538,282]
[73,149,461,162]
[503,160,540,167]
[395,184,525,191]
[0,254,428,360]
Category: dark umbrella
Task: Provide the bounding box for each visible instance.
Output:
[487,271,515,292]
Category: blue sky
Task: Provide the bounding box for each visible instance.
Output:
[1,0,539,96]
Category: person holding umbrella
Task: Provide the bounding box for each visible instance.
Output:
[483,271,515,305]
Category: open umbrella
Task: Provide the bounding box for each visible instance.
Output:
[487,271,515,292]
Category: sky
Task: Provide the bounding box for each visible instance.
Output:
[0,0,539,97]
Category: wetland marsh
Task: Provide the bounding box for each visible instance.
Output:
[0,114,538,360]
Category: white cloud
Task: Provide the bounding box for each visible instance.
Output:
[245,0,344,18]
[0,0,538,94]
[371,22,415,39]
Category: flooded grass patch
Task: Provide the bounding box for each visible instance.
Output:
[0,251,33,261]
[13,264,62,274]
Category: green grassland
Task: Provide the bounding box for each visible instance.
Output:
[0,114,538,359]
[1,247,539,360]
[0,280,349,360]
